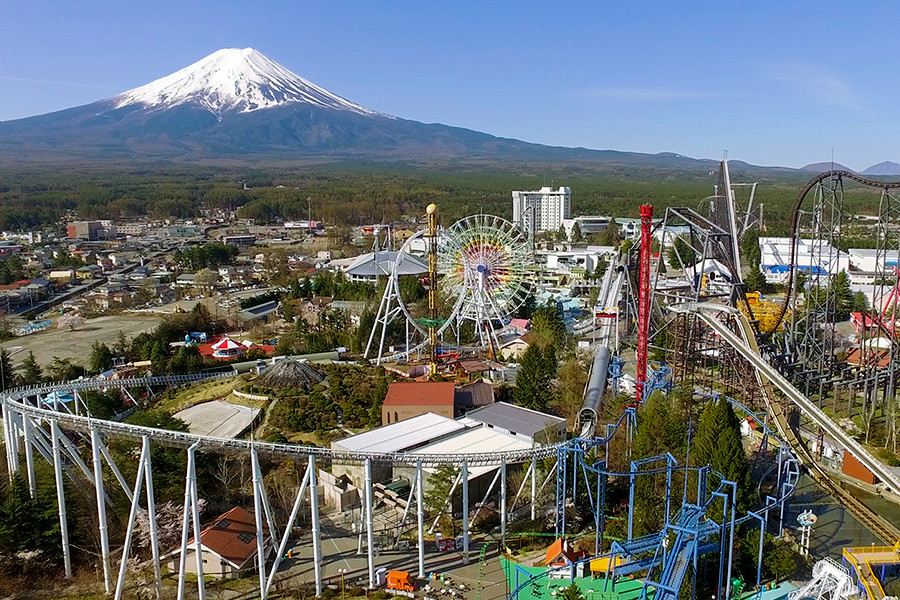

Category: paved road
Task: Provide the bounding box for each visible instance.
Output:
[265,511,508,600]
[785,474,881,559]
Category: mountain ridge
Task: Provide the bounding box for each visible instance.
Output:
[0,48,894,175]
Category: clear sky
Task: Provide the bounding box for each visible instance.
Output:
[1,1,896,170]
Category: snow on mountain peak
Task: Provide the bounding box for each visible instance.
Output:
[114,47,378,116]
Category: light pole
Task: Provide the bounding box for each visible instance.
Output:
[338,568,348,599]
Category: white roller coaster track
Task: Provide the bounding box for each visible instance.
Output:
[1,373,566,468]
[673,302,900,498]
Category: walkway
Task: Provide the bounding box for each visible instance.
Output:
[842,545,900,600]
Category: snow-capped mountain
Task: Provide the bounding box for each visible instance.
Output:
[0,48,717,169]
[114,48,380,117]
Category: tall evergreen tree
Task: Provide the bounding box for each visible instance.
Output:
[743,265,770,295]
[668,236,696,270]
[90,341,114,374]
[514,345,553,411]
[632,391,688,536]
[0,348,18,391]
[0,474,64,557]
[571,222,584,243]
[691,398,752,510]
[530,301,566,350]
[19,351,43,385]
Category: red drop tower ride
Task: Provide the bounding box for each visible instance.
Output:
[635,204,654,404]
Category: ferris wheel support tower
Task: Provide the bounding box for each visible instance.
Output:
[426,203,439,375]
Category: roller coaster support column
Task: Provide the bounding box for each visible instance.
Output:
[711,491,729,600]
[365,458,375,587]
[91,429,112,594]
[426,203,439,375]
[627,463,635,541]
[556,445,568,537]
[724,481,737,600]
[2,399,14,479]
[143,437,162,600]
[417,460,425,578]
[251,447,268,595]
[177,442,209,600]
[462,459,470,564]
[746,510,766,589]
[597,462,607,556]
[310,455,323,596]
[500,458,507,548]
[530,456,537,520]
[51,420,72,579]
[636,204,654,404]
[23,416,36,496]
[115,437,149,600]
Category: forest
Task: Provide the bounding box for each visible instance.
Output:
[0,162,884,236]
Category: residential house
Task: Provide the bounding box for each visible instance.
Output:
[163,506,271,578]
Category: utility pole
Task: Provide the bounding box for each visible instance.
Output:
[307,197,312,235]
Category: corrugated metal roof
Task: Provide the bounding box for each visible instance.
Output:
[346,251,428,277]
[412,427,532,478]
[333,412,465,453]
[465,402,565,438]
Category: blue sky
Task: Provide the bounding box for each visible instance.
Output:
[1,1,896,169]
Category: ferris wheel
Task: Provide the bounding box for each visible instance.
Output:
[438,213,533,330]
[365,213,533,363]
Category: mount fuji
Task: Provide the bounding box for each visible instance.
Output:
[0,48,716,168]
[112,48,380,118]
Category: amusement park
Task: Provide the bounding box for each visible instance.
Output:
[5,163,900,600]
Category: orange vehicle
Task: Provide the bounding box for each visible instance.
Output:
[386,570,415,592]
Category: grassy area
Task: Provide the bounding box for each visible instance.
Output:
[154,376,244,414]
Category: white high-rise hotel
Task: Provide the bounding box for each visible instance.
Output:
[512,186,571,235]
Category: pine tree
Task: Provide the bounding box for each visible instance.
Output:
[514,345,552,411]
[571,222,584,243]
[90,342,114,374]
[530,301,566,349]
[0,349,18,391]
[690,398,751,511]
[668,236,696,270]
[632,391,686,535]
[691,399,722,468]
[744,265,770,295]
[19,351,43,385]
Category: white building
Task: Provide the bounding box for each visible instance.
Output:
[537,246,615,275]
[758,237,851,283]
[847,248,900,275]
[512,186,571,235]
[561,216,610,240]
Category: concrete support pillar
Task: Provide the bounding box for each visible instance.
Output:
[51,420,72,579]
[462,460,469,564]
[365,459,375,588]
[500,458,507,548]
[91,429,112,595]
[310,456,323,597]
[417,460,425,578]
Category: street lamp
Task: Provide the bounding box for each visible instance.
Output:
[338,568,348,599]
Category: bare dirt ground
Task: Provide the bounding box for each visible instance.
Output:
[2,312,163,368]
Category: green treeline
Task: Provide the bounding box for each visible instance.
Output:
[0,165,885,234]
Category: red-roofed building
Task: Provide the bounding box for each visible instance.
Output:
[850,312,881,335]
[164,506,270,578]
[382,381,456,424]
[544,538,577,566]
[197,336,275,360]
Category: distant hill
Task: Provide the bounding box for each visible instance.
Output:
[861,161,900,176]
[800,162,855,173]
